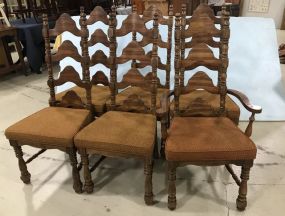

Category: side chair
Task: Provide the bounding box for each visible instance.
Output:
[4,12,93,193]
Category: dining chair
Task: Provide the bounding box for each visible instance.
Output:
[164,4,262,211]
[105,5,173,157]
[74,7,160,205]
[4,11,93,193]
[56,6,111,117]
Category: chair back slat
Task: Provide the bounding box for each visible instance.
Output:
[49,13,81,37]
[88,29,110,47]
[86,6,109,25]
[51,40,81,62]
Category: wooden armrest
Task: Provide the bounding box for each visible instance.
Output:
[227,89,262,114]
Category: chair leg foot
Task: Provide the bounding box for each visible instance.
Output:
[168,161,176,210]
[80,149,94,194]
[10,141,31,184]
[144,160,154,206]
[236,163,252,211]
[68,147,83,194]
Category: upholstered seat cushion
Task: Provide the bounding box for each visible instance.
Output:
[56,85,110,115]
[170,90,240,124]
[75,111,157,158]
[5,107,92,148]
[166,117,257,161]
[106,86,169,110]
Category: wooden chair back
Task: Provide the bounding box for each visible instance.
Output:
[174,3,230,116]
[108,6,159,114]
[42,11,92,110]
[86,6,110,87]
[140,5,174,89]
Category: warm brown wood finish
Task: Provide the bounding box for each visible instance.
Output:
[164,4,262,211]
[75,7,160,205]
[55,6,111,117]
[172,0,208,15]
[5,11,93,194]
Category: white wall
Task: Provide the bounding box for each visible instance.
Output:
[241,0,285,28]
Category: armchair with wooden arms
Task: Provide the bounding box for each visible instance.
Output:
[56,6,111,117]
[163,5,262,211]
[4,12,93,193]
[74,7,161,204]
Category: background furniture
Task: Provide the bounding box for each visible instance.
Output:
[10,18,54,73]
[0,25,26,76]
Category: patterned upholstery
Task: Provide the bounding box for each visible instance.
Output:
[166,117,257,161]
[75,111,157,158]
[56,85,110,115]
[5,107,92,148]
[170,90,240,124]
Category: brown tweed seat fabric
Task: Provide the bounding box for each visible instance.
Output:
[5,107,92,148]
[75,111,157,158]
[106,86,169,111]
[170,90,240,124]
[56,85,111,115]
[165,117,257,162]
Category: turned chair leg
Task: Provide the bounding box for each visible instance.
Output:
[236,162,253,211]
[160,116,168,158]
[144,159,154,205]
[80,149,94,194]
[68,147,83,194]
[168,161,177,210]
[10,140,31,184]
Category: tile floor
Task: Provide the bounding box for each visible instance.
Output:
[0,32,285,216]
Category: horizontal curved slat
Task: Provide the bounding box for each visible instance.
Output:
[57,90,85,109]
[117,41,151,64]
[143,5,168,25]
[184,17,221,38]
[186,3,221,25]
[87,6,109,25]
[181,71,219,94]
[52,40,82,62]
[49,13,81,37]
[117,68,149,89]
[88,29,110,47]
[51,66,89,88]
[181,43,221,70]
[90,50,110,67]
[116,13,152,39]
[136,51,166,70]
[91,71,110,86]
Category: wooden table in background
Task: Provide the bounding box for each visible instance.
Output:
[0,26,26,76]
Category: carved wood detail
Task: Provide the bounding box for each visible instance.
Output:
[52,40,82,62]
